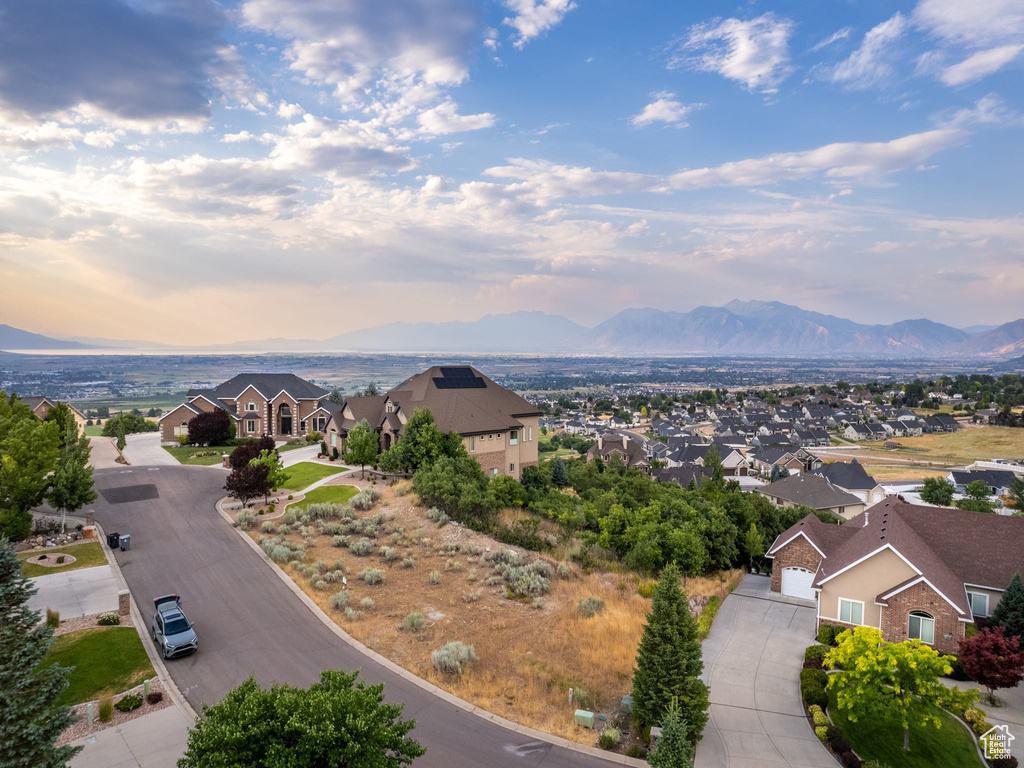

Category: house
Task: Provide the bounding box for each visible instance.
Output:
[811,460,887,508]
[587,433,650,471]
[323,366,541,480]
[159,373,329,443]
[756,472,865,520]
[843,423,887,441]
[765,500,1024,653]
[21,396,87,429]
[947,469,1017,497]
[924,414,961,433]
[652,464,713,488]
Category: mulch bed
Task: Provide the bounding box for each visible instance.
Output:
[26,552,78,568]
[57,677,171,745]
[52,611,135,638]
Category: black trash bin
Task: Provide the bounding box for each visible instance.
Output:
[106,531,120,549]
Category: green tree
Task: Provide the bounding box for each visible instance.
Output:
[327,387,345,405]
[345,419,379,479]
[378,409,461,473]
[955,479,995,513]
[47,412,97,532]
[1009,475,1024,511]
[101,412,157,437]
[115,422,126,457]
[0,540,81,767]
[647,697,695,768]
[744,522,765,571]
[0,395,60,539]
[825,627,977,751]
[251,449,287,505]
[412,454,494,527]
[178,670,424,768]
[920,477,955,506]
[703,446,724,485]
[992,572,1024,640]
[364,382,381,396]
[965,479,991,501]
[550,456,569,487]
[632,563,709,737]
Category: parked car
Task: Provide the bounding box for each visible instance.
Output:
[151,594,198,660]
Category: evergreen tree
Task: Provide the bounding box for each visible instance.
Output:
[648,697,695,768]
[327,387,346,405]
[47,412,97,532]
[0,541,81,767]
[632,563,709,737]
[550,457,569,487]
[345,419,379,479]
[993,572,1024,640]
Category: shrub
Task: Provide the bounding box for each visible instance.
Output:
[990,759,1019,768]
[467,567,477,582]
[305,502,345,521]
[403,612,425,631]
[841,753,862,768]
[813,710,828,727]
[359,568,385,585]
[577,597,605,618]
[332,535,349,548]
[558,562,572,579]
[964,707,986,724]
[345,607,362,621]
[815,725,829,741]
[829,737,851,754]
[313,579,328,591]
[463,589,482,603]
[429,570,442,585]
[426,507,450,526]
[805,644,830,663]
[625,744,647,759]
[98,696,113,722]
[817,623,842,646]
[941,654,970,681]
[323,570,343,584]
[115,694,143,713]
[46,609,59,628]
[236,510,255,530]
[572,686,592,710]
[532,597,545,609]
[146,691,163,705]
[445,558,462,571]
[401,557,416,569]
[973,719,993,736]
[350,489,379,511]
[56,555,65,564]
[800,668,828,710]
[803,657,823,670]
[97,613,120,626]
[360,597,375,611]
[825,725,841,742]
[261,521,275,533]
[350,538,374,556]
[598,728,620,750]
[496,559,554,596]
[431,641,477,675]
[379,546,398,562]
[638,580,655,598]
[329,591,350,611]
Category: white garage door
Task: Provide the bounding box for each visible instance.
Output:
[781,567,816,600]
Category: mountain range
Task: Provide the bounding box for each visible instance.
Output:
[3,302,1023,358]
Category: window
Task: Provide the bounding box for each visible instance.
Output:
[528,426,533,441]
[491,468,499,477]
[509,429,518,445]
[316,417,326,431]
[510,463,515,472]
[331,433,337,447]
[909,611,934,644]
[246,420,256,433]
[300,420,307,431]
[838,598,863,625]
[469,436,476,452]
[174,421,188,437]
[488,434,493,440]
[246,401,256,411]
[967,592,989,617]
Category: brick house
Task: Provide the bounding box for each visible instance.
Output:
[159,374,328,443]
[322,366,540,480]
[766,500,1024,654]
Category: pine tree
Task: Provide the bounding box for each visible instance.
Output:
[0,542,81,767]
[993,572,1024,640]
[648,697,695,768]
[632,563,709,737]
[551,457,569,487]
[47,412,97,532]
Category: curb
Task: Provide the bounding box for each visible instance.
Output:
[95,521,198,723]
[216,497,646,767]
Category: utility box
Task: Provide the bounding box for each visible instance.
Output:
[620,694,634,715]
[574,710,595,729]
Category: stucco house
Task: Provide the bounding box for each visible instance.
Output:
[811,460,887,508]
[22,396,87,429]
[323,366,541,480]
[159,373,328,443]
[587,433,650,471]
[766,499,1024,654]
[756,472,865,520]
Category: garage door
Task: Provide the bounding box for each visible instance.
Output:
[781,567,816,600]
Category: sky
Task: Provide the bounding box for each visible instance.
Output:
[0,0,1022,345]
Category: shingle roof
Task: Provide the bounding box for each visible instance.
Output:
[189,374,327,401]
[757,472,861,510]
[949,469,1016,488]
[811,460,878,491]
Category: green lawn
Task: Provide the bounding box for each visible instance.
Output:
[161,444,233,465]
[20,541,107,578]
[539,448,578,463]
[283,461,347,490]
[278,442,311,453]
[83,425,104,436]
[42,627,155,705]
[827,687,984,768]
[294,485,358,509]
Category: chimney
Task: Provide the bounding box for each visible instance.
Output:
[622,435,628,450]
[863,509,869,528]
[597,436,603,450]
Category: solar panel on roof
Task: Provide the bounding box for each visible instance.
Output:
[433,377,485,389]
[438,366,475,378]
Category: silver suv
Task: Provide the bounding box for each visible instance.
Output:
[151,595,198,660]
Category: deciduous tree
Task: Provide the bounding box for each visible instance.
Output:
[378,409,461,473]
[0,395,60,540]
[47,412,97,532]
[228,436,276,469]
[250,449,287,504]
[224,463,268,507]
[187,409,232,446]
[920,477,955,506]
[744,522,765,571]
[345,419,379,479]
[958,626,1024,705]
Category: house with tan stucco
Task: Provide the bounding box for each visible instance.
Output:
[23,396,87,429]
[766,499,1024,654]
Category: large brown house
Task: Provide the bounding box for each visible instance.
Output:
[159,374,328,443]
[766,499,1024,653]
[22,396,87,429]
[323,366,540,480]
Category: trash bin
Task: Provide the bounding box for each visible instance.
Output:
[119,533,131,551]
[106,532,120,549]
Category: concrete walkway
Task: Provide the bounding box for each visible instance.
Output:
[695,574,833,768]
[29,565,119,619]
[944,678,1024,735]
[123,434,180,466]
[88,436,122,470]
[70,704,192,768]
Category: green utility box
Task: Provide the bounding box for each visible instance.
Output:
[574,709,595,729]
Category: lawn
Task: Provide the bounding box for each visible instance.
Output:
[293,484,358,509]
[278,442,310,453]
[161,444,233,465]
[42,627,155,705]
[283,461,348,490]
[539,448,579,463]
[83,425,104,436]
[20,541,107,578]
[827,687,984,768]
[861,426,1024,467]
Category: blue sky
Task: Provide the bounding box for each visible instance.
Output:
[0,0,1022,344]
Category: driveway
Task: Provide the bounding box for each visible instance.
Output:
[122,434,180,466]
[70,705,191,768]
[89,465,616,768]
[280,443,322,466]
[29,566,119,619]
[88,436,122,470]
[695,575,833,768]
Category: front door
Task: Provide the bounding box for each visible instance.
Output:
[281,417,292,434]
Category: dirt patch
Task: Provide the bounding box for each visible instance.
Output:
[27,552,77,568]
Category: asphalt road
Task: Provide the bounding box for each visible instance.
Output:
[90,465,609,768]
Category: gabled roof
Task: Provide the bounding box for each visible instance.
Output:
[949,469,1016,487]
[188,373,327,401]
[811,460,879,491]
[757,472,861,510]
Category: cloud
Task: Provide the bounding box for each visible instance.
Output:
[222,130,258,143]
[277,102,304,120]
[939,45,1023,85]
[266,114,416,177]
[934,94,1024,128]
[0,0,227,127]
[913,0,1024,48]
[502,0,577,49]
[630,92,698,128]
[671,13,794,92]
[830,13,909,89]
[417,101,496,135]
[812,27,853,52]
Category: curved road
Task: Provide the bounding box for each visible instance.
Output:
[91,465,611,768]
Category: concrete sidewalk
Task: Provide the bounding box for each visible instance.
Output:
[29,565,119,618]
[70,705,192,768]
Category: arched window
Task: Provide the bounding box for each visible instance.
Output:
[174,421,188,437]
[908,611,934,644]
[279,403,291,415]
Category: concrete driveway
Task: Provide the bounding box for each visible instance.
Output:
[89,465,618,768]
[695,575,833,768]
[123,434,180,466]
[88,436,122,470]
[29,565,119,619]
[280,443,321,466]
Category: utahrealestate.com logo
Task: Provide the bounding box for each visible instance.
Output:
[980,724,1015,760]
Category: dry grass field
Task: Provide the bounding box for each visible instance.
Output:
[249,479,743,743]
[860,425,1024,467]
